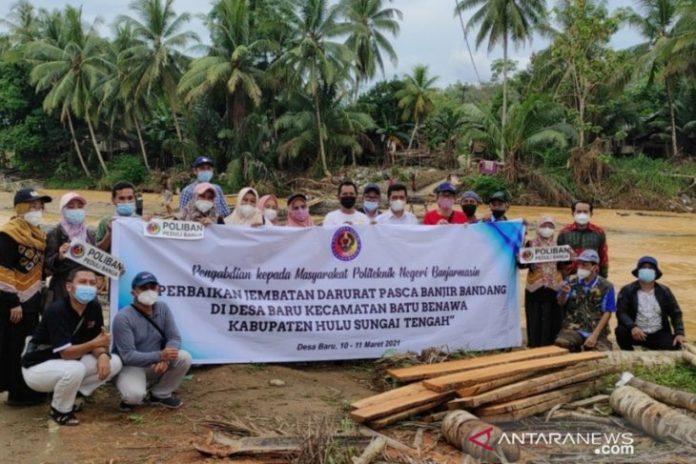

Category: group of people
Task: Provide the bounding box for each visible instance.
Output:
[0,154,688,426]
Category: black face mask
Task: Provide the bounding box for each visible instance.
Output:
[340,197,356,209]
[462,204,477,217]
[492,209,506,219]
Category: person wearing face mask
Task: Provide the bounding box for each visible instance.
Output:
[376,183,418,225]
[557,200,608,278]
[112,272,191,412]
[423,182,466,225]
[460,191,481,224]
[225,187,265,226]
[615,257,685,351]
[523,216,563,347]
[482,191,510,222]
[258,194,281,226]
[178,183,222,226]
[45,193,97,303]
[357,184,382,224]
[0,188,52,407]
[179,156,230,217]
[286,193,315,228]
[96,181,139,252]
[554,250,615,352]
[21,269,122,425]
[323,180,369,226]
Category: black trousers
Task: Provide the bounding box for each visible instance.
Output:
[615,325,680,351]
[0,310,44,404]
[525,288,563,347]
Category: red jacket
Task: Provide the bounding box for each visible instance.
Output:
[557,222,609,277]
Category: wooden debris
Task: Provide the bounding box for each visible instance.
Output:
[617,372,696,413]
[682,343,696,356]
[368,399,445,429]
[441,410,520,463]
[351,382,425,410]
[683,350,696,368]
[603,350,683,369]
[357,426,416,453]
[387,346,568,382]
[454,370,542,397]
[351,384,454,423]
[352,438,386,464]
[564,394,610,409]
[610,385,696,445]
[424,352,606,392]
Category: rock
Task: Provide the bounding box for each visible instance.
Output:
[269,379,286,387]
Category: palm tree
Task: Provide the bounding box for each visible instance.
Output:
[455,0,546,153]
[276,0,353,177]
[117,0,198,141]
[178,0,268,133]
[25,6,109,176]
[1,0,39,50]
[339,0,402,99]
[396,64,438,150]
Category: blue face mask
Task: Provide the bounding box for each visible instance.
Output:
[638,268,656,283]
[116,202,136,216]
[74,285,97,304]
[363,201,379,212]
[64,208,86,225]
[197,170,214,182]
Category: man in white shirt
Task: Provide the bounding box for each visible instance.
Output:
[323,180,369,226]
[377,183,418,225]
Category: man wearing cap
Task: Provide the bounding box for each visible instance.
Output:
[460,191,481,224]
[358,183,382,224]
[557,200,608,278]
[22,268,122,425]
[423,182,466,225]
[554,249,616,352]
[377,183,418,225]
[0,188,52,406]
[112,272,191,411]
[179,156,230,217]
[323,180,369,226]
[482,191,510,222]
[615,257,686,351]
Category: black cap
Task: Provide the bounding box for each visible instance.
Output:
[363,183,381,195]
[192,156,214,168]
[287,192,308,204]
[434,182,456,194]
[14,188,52,206]
[131,271,159,289]
[489,191,509,203]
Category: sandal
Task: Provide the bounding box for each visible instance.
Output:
[50,407,80,426]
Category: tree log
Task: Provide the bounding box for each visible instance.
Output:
[352,438,386,464]
[441,410,520,463]
[617,372,696,413]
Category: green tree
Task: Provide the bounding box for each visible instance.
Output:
[396,64,438,150]
[339,0,402,99]
[277,0,353,177]
[117,0,198,141]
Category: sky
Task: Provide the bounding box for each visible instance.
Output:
[0,0,644,87]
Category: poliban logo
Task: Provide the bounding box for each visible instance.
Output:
[146,222,161,235]
[70,243,85,258]
[331,226,361,262]
[520,249,534,262]
[468,426,495,451]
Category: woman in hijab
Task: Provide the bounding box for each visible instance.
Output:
[225,187,264,226]
[0,188,51,406]
[45,192,96,303]
[179,182,223,226]
[286,193,314,228]
[258,194,280,226]
[523,215,563,347]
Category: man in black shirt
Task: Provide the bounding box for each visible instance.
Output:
[22,268,122,425]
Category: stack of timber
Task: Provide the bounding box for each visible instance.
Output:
[351,347,611,428]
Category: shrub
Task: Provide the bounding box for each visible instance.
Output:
[469,175,511,201]
[101,155,149,188]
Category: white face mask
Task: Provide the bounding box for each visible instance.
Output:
[574,213,590,226]
[238,204,256,218]
[195,200,214,213]
[264,209,278,222]
[137,289,158,306]
[577,268,592,280]
[538,227,554,238]
[23,210,43,227]
[390,200,405,213]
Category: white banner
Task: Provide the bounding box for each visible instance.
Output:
[519,245,572,264]
[111,218,525,363]
[144,219,205,240]
[67,240,124,279]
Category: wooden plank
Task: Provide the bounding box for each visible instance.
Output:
[454,370,547,397]
[351,382,426,410]
[387,346,569,382]
[423,352,607,392]
[478,380,604,423]
[368,399,445,429]
[351,388,455,423]
[450,363,612,409]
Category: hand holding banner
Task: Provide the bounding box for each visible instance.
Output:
[518,245,572,264]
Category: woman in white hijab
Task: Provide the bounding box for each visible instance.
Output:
[225,187,264,226]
